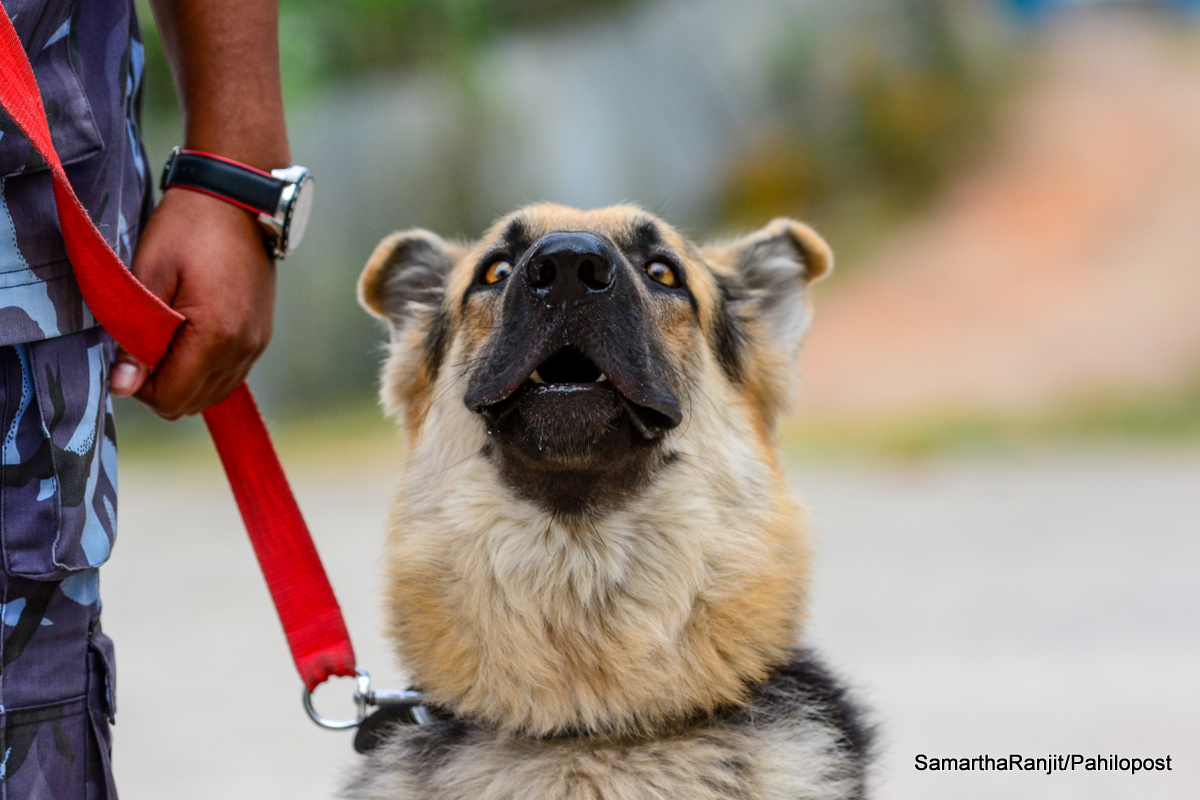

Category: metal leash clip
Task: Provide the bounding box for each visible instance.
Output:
[303,668,432,731]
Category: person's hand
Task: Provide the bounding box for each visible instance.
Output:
[108,187,276,419]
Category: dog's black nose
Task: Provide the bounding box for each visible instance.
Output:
[523,232,617,305]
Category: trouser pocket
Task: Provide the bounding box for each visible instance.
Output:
[1,328,117,579]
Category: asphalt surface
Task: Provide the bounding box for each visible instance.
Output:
[102,445,1200,799]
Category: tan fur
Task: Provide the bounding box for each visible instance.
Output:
[358,205,842,795]
[701,219,833,427]
[383,339,809,735]
[360,230,467,436]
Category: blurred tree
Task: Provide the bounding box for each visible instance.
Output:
[137,0,640,112]
[719,0,1018,253]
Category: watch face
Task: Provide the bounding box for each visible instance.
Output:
[284,174,314,256]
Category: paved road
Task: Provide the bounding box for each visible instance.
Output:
[102,446,1200,799]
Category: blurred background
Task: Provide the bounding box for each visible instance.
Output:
[105,0,1199,798]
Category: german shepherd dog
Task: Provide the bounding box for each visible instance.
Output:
[348,204,872,799]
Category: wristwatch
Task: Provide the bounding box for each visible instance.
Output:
[160,147,314,259]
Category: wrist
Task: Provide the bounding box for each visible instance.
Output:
[152,188,277,270]
[181,131,290,174]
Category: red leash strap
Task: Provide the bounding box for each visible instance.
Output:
[204,387,358,689]
[0,9,356,692]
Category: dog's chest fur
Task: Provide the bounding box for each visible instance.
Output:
[382,395,813,739]
[346,654,870,800]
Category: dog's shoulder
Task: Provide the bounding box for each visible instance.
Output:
[345,650,872,800]
[740,649,874,760]
[727,649,874,799]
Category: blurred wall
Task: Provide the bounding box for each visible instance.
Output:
[136,0,1012,417]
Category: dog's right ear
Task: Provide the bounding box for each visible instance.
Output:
[358,230,462,331]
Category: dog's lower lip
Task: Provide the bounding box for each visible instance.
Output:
[528,382,610,395]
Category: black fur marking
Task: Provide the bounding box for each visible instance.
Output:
[502,218,533,258]
[733,650,875,794]
[616,220,695,306]
[355,704,459,755]
[422,308,453,386]
[617,219,662,255]
[405,716,470,774]
[345,713,472,797]
[711,277,748,383]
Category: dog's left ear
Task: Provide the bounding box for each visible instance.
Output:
[359,229,464,332]
[705,218,832,355]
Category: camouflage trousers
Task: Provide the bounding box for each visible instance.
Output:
[0,327,118,799]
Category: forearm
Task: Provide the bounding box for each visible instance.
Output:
[114,0,284,415]
[148,0,289,170]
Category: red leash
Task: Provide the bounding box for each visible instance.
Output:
[0,9,356,694]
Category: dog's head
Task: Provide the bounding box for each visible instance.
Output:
[361,203,830,516]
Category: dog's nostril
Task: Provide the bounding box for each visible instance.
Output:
[527,258,556,289]
[578,257,614,290]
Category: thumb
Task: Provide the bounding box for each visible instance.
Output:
[110,347,149,397]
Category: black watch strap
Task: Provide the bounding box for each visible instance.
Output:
[160,148,284,215]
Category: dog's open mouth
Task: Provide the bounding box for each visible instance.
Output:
[530,346,607,386]
[474,344,678,444]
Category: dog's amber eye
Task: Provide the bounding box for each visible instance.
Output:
[645,260,678,287]
[483,259,513,285]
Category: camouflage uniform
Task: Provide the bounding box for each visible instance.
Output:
[1,0,152,795]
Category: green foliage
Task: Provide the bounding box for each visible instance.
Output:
[719,0,1020,240]
[138,0,638,112]
[280,0,633,77]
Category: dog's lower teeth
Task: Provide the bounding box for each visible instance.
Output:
[596,373,607,382]
[531,370,545,384]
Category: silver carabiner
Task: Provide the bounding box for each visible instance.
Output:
[302,668,431,730]
[303,668,372,730]
[368,688,434,725]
